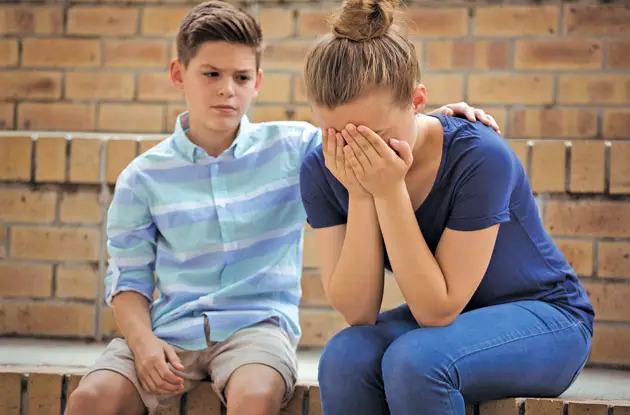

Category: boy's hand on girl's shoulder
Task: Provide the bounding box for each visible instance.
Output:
[131,336,186,395]
[430,102,502,136]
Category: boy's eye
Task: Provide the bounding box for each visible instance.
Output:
[204,72,219,77]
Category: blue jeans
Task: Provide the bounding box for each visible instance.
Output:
[318,300,592,415]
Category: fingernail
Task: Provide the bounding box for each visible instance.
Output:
[346,124,356,133]
[390,138,399,144]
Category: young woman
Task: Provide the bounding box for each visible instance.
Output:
[298,0,594,414]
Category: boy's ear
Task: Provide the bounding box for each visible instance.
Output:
[412,84,427,114]
[170,59,185,90]
[252,69,263,98]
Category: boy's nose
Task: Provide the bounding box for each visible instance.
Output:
[218,79,235,97]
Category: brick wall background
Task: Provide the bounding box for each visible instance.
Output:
[0,0,629,369]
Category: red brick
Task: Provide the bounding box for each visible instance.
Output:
[426,41,509,71]
[407,8,468,37]
[65,375,82,402]
[0,103,14,130]
[18,103,96,131]
[0,372,21,415]
[604,110,630,140]
[283,385,306,415]
[0,301,95,336]
[99,104,165,133]
[610,142,630,194]
[309,386,322,415]
[105,40,168,68]
[545,200,630,238]
[0,187,57,223]
[608,40,630,69]
[515,40,603,70]
[613,406,630,415]
[186,382,221,415]
[299,309,347,348]
[36,137,66,183]
[303,230,318,268]
[27,373,62,415]
[590,324,630,366]
[0,39,18,67]
[66,72,134,101]
[0,226,6,258]
[565,5,630,35]
[582,282,630,322]
[524,398,564,415]
[262,42,312,70]
[56,265,98,300]
[259,9,294,38]
[297,10,327,37]
[508,141,529,175]
[0,6,62,35]
[258,74,291,103]
[555,239,593,277]
[382,274,404,311]
[139,139,164,154]
[0,72,61,100]
[106,140,137,183]
[293,75,307,104]
[0,136,32,181]
[423,74,464,104]
[22,39,101,68]
[558,75,630,105]
[101,307,121,338]
[11,226,100,261]
[60,190,101,224]
[142,7,190,36]
[480,398,522,415]
[67,6,138,36]
[530,141,566,193]
[301,271,327,307]
[509,109,597,139]
[469,74,553,105]
[475,6,559,36]
[569,141,605,193]
[0,263,52,298]
[598,242,630,279]
[138,73,183,102]
[69,138,101,184]
[567,402,608,415]
[251,106,314,124]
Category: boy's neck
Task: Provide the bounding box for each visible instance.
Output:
[184,113,240,158]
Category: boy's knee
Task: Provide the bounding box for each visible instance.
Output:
[227,381,283,415]
[65,387,103,415]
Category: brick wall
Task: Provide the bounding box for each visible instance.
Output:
[0,1,629,368]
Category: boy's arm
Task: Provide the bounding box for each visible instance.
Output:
[106,166,184,395]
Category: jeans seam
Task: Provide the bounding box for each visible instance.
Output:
[446,319,581,375]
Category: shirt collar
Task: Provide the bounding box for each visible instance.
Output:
[172,111,253,163]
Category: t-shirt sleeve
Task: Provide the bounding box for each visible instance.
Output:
[446,139,515,231]
[299,149,347,229]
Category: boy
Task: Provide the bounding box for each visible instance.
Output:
[66,2,498,414]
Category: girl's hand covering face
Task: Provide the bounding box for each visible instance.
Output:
[340,124,412,198]
[321,127,370,197]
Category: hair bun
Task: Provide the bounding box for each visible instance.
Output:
[331,0,398,42]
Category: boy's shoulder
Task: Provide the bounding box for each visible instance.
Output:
[116,135,177,185]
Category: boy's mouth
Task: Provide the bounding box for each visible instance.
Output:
[211,105,238,114]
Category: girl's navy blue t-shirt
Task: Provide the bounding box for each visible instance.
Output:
[299,114,594,333]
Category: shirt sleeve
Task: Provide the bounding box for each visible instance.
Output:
[105,165,156,305]
[299,124,322,161]
[299,149,347,229]
[446,139,515,231]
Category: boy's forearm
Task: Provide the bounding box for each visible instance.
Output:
[328,195,384,325]
[112,291,156,350]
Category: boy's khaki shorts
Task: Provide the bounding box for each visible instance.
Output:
[80,322,298,413]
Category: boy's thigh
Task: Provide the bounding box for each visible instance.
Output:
[80,338,205,413]
[207,323,298,406]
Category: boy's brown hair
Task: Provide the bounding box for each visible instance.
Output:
[177,1,263,69]
[304,0,420,109]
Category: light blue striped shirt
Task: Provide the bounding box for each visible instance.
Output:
[105,112,321,350]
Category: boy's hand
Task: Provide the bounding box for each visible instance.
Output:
[431,102,501,135]
[132,336,186,395]
[322,127,370,198]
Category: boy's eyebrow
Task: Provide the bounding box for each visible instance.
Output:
[199,64,255,73]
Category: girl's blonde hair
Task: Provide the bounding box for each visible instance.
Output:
[304,0,421,109]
